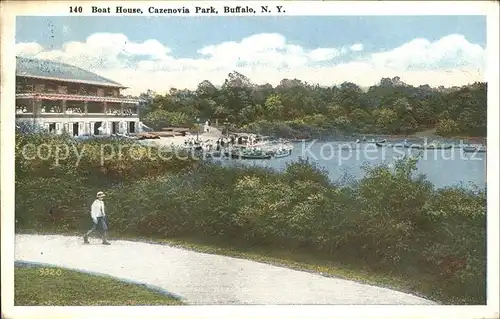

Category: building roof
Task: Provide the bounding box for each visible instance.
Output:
[16,56,126,88]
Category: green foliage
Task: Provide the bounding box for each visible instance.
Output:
[436,118,459,136]
[15,131,197,182]
[15,265,183,305]
[140,74,486,137]
[16,133,486,304]
[142,109,192,129]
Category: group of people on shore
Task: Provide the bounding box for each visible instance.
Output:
[181,134,258,152]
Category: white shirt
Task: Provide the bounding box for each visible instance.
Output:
[91,199,106,223]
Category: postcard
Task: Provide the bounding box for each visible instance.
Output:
[1,1,499,319]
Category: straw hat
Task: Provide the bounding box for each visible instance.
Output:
[96,191,105,198]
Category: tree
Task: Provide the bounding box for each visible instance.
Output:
[142,110,191,129]
[436,119,459,136]
[373,108,399,134]
[264,94,284,120]
[135,71,486,138]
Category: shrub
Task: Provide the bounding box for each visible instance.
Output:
[15,131,487,304]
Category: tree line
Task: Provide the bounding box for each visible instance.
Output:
[139,72,487,138]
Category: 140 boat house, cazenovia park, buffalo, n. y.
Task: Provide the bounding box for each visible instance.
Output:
[15,56,143,136]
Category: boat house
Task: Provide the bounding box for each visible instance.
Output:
[15,56,141,136]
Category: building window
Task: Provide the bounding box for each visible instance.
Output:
[124,105,138,115]
[58,86,67,94]
[78,85,87,95]
[87,102,104,113]
[17,83,33,93]
[40,102,62,113]
[16,104,33,114]
[48,123,56,133]
[34,84,45,92]
[46,83,58,93]
[128,121,136,133]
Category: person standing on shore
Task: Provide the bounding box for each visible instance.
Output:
[83,191,111,245]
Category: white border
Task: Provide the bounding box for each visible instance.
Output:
[1,1,499,319]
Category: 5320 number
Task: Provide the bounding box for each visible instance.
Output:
[39,268,62,276]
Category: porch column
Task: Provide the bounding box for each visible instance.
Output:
[84,101,88,115]
[103,101,107,114]
[61,100,67,114]
[31,98,39,115]
[120,102,124,116]
[32,98,42,126]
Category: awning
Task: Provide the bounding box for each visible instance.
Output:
[16,93,140,104]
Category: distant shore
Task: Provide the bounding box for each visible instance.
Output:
[138,130,487,148]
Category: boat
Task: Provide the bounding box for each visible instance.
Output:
[405,143,452,150]
[240,153,272,160]
[376,139,387,144]
[463,146,486,153]
[403,144,423,149]
[274,149,292,158]
[137,133,160,140]
[420,144,453,150]
[223,151,236,158]
[290,136,313,143]
[377,142,408,148]
[224,148,272,160]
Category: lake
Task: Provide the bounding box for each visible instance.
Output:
[215,140,486,189]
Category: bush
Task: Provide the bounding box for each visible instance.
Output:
[16,130,198,181]
[15,131,486,304]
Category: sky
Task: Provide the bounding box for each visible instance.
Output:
[15,16,487,95]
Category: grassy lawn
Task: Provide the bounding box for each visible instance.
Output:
[15,265,184,306]
[412,128,437,137]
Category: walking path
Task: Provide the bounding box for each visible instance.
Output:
[15,234,437,305]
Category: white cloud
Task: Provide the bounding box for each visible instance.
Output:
[370,34,484,71]
[308,48,340,62]
[15,32,485,95]
[16,42,43,56]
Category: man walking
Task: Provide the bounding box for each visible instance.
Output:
[83,191,111,245]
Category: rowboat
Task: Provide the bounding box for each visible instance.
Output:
[225,149,273,160]
[404,144,452,150]
[240,154,272,160]
[290,136,313,143]
[420,144,453,150]
[274,149,292,158]
[463,146,486,153]
[403,144,422,149]
[375,142,406,148]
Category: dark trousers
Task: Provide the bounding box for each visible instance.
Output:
[85,217,108,237]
